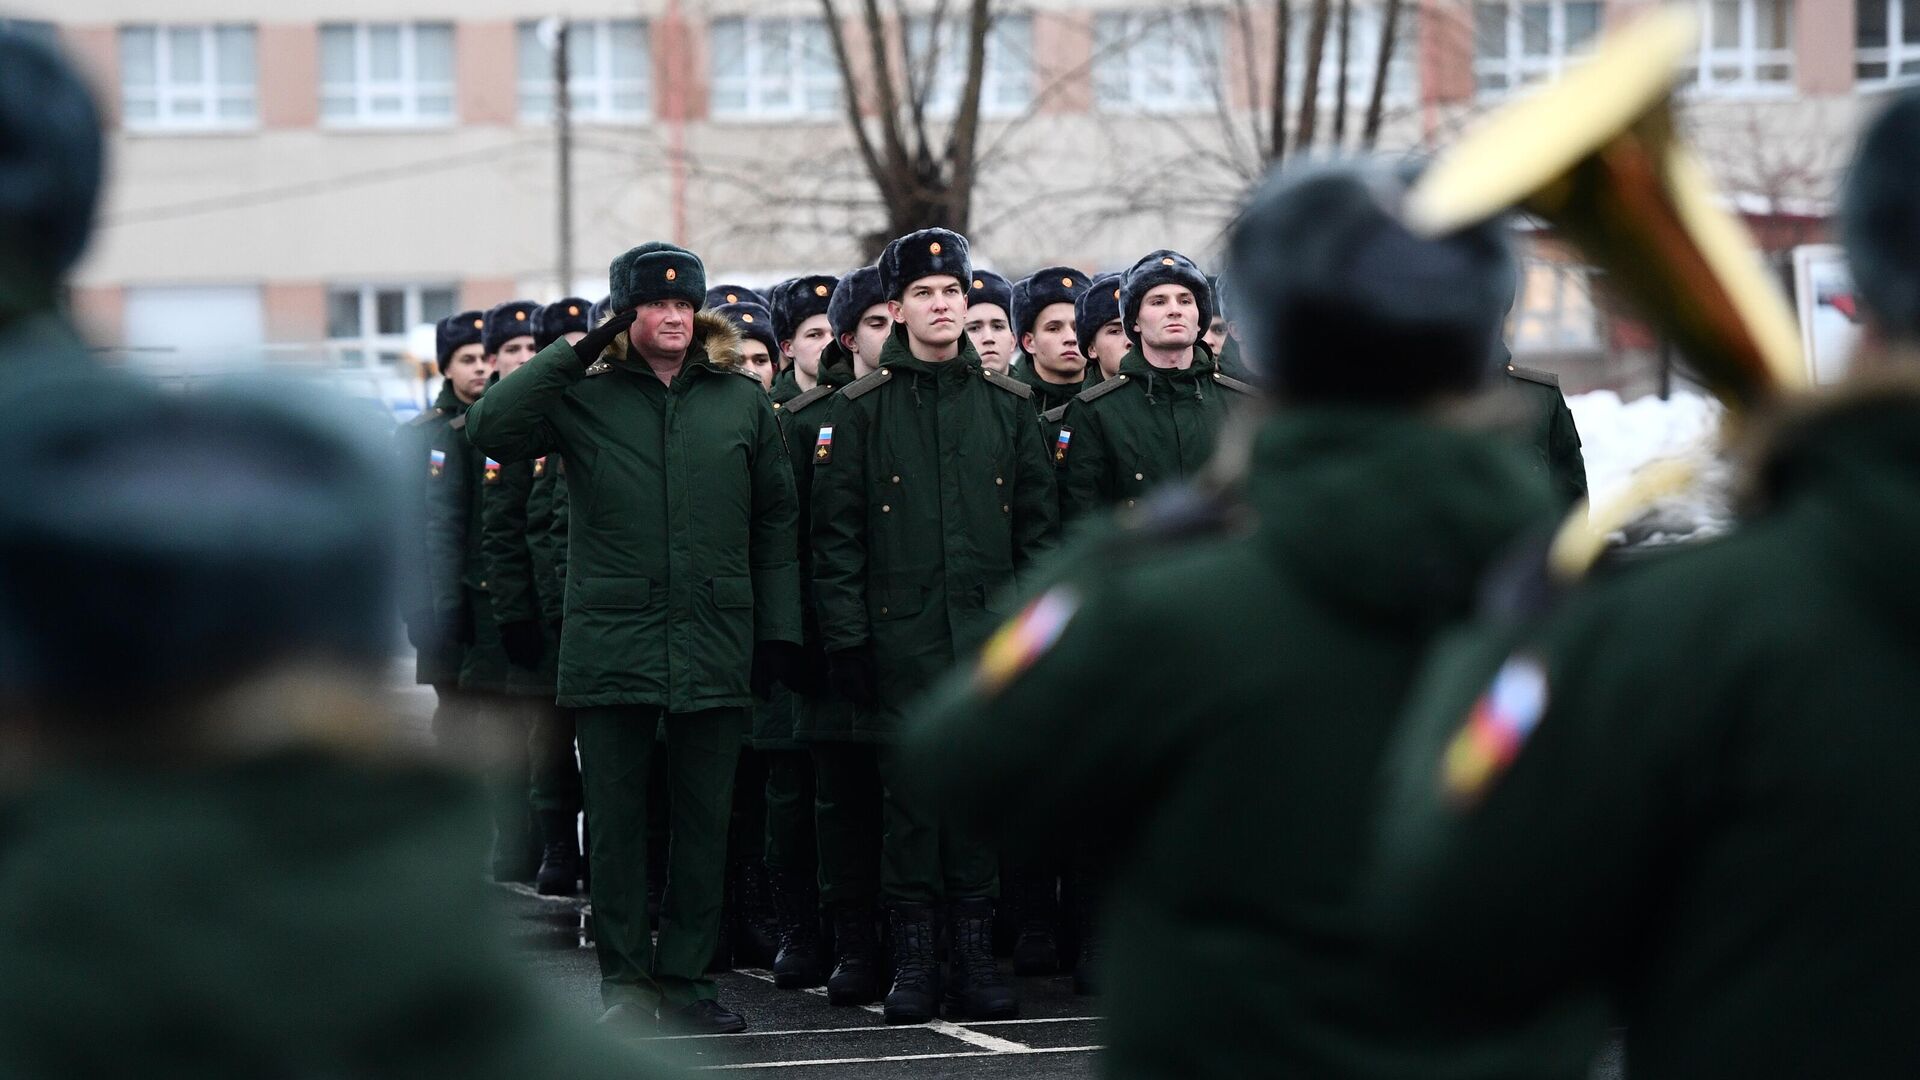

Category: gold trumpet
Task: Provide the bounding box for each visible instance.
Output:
[1407,7,1805,410]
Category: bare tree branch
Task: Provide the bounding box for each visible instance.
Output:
[1362,0,1403,148]
[1332,0,1352,147]
[820,0,894,209]
[1272,0,1292,164]
[1294,0,1330,152]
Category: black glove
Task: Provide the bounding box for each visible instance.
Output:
[572,309,636,365]
[500,619,545,669]
[827,646,878,707]
[750,640,805,701]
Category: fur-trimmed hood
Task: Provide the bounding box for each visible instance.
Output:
[598,309,743,370]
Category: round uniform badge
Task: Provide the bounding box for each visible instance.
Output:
[666,268,678,281]
[1062,277,1074,287]
[930,241,943,255]
[742,313,755,323]
[815,284,829,296]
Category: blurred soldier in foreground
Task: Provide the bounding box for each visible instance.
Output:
[0,29,101,370]
[0,375,682,1080]
[465,243,803,1033]
[906,161,1595,1078]
[1371,88,1920,1080]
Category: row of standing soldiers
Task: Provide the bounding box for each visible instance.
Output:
[395,230,1586,1033]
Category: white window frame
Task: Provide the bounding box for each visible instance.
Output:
[326,284,457,368]
[517,19,652,124]
[906,13,1034,118]
[1472,2,1602,97]
[1094,9,1225,114]
[1682,0,1795,97]
[1856,0,1920,88]
[118,24,257,132]
[709,16,840,120]
[1512,260,1600,353]
[319,23,457,128]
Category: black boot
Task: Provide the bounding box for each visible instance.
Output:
[945,897,1018,1020]
[883,902,940,1024]
[826,901,882,1006]
[1008,869,1060,975]
[770,867,826,988]
[534,810,582,896]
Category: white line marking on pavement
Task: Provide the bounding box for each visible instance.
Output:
[966,1015,1100,1026]
[924,1019,1029,1053]
[697,1045,1102,1071]
[645,1015,1103,1041]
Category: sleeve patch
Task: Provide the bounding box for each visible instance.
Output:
[428,448,447,479]
[483,457,502,485]
[975,586,1081,696]
[1442,654,1549,805]
[533,456,547,478]
[1053,427,1072,467]
[814,425,834,464]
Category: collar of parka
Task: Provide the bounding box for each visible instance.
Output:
[875,321,982,378]
[598,309,743,376]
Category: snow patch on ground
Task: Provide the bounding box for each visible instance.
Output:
[1568,389,1732,545]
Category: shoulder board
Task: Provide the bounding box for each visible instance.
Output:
[1073,373,1131,405]
[730,367,765,384]
[584,359,613,377]
[1508,365,1560,388]
[1042,402,1070,424]
[405,406,448,427]
[449,415,467,431]
[841,367,893,401]
[1211,371,1258,395]
[785,383,837,413]
[981,368,1033,399]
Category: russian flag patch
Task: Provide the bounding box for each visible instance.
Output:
[1442,655,1549,805]
[428,448,446,478]
[1054,427,1072,466]
[814,425,834,464]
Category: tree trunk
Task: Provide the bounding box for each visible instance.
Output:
[1270,0,1291,163]
[1294,0,1330,152]
[1361,0,1402,148]
[1331,0,1352,147]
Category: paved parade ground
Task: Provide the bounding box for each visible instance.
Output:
[502,884,1099,1077]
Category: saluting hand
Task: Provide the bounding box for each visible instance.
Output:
[573,309,637,365]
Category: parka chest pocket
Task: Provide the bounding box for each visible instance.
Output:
[711,576,753,609]
[577,576,655,609]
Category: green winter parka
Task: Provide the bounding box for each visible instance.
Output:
[1372,378,1920,1080]
[525,453,569,626]
[398,380,467,685]
[425,407,513,694]
[810,326,1059,737]
[1499,359,1588,510]
[464,312,803,712]
[1057,344,1257,526]
[480,454,559,696]
[906,408,1589,1080]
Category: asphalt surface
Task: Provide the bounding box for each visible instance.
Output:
[499,884,1100,1077]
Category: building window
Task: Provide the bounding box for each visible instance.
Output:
[1288,2,1421,107]
[327,284,457,367]
[1681,0,1794,94]
[119,25,257,130]
[517,19,650,123]
[1473,2,1601,95]
[1513,260,1599,353]
[906,14,1034,117]
[1858,1,1920,85]
[319,23,456,126]
[709,17,840,119]
[1094,10,1224,112]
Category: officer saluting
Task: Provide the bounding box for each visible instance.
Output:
[465,242,803,1034]
[905,160,1572,1077]
[810,228,1057,1023]
[1056,251,1256,525]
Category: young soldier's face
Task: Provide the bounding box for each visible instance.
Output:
[964,303,1013,373]
[890,276,966,351]
[1135,284,1199,351]
[844,303,892,377]
[784,314,834,379]
[446,344,492,403]
[739,339,776,390]
[1204,316,1230,355]
[1092,319,1128,378]
[630,299,694,357]
[495,335,537,379]
[1022,303,1085,382]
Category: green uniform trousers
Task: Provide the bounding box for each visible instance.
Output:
[432,686,535,869]
[811,743,997,906]
[578,705,744,1010]
[528,705,582,815]
[763,749,816,873]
